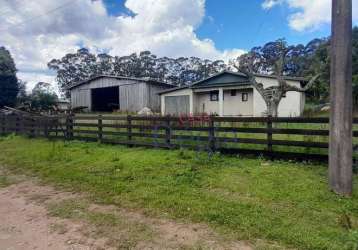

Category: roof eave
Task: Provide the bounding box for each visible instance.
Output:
[66,75,173,90]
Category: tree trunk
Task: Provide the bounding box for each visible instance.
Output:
[267,101,279,117]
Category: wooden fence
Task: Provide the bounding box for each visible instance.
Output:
[1,113,358,163]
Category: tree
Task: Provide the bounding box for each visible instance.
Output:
[16,79,29,106]
[237,42,319,117]
[0,47,19,107]
[29,82,58,111]
[48,49,227,94]
[48,48,98,96]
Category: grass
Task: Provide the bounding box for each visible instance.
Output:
[0,175,12,187]
[1,136,358,249]
[46,198,153,248]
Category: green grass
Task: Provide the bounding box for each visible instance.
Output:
[0,175,12,187]
[1,136,358,249]
[46,198,153,248]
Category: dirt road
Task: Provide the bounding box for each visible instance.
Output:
[0,177,252,250]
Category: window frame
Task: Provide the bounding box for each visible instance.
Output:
[242,92,248,102]
[210,91,219,102]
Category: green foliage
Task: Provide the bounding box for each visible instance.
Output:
[0,47,19,107]
[23,82,58,111]
[0,46,16,75]
[2,136,358,249]
[48,49,227,95]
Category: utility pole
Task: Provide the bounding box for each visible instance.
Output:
[329,0,353,196]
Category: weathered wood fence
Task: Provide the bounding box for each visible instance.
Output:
[1,113,358,163]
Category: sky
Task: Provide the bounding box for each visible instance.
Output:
[1,0,357,92]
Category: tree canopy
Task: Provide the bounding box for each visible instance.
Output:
[48,49,227,95]
[29,82,58,111]
[0,47,19,107]
[48,27,358,105]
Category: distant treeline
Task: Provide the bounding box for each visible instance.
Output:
[46,27,358,103]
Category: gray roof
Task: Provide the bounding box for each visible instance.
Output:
[254,73,306,82]
[158,71,307,95]
[66,75,174,90]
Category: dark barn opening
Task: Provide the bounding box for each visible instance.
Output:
[91,86,119,112]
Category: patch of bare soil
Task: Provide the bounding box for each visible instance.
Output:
[0,177,253,249]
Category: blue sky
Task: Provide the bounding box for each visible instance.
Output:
[103,0,331,51]
[3,0,352,89]
[196,0,331,50]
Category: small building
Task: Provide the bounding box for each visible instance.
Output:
[159,71,306,117]
[67,75,173,113]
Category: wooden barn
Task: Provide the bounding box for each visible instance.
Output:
[66,75,173,113]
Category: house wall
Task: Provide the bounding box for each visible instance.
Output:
[193,89,253,116]
[194,92,219,115]
[223,89,253,116]
[70,77,167,112]
[253,76,304,117]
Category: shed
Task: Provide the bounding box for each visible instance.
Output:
[66,75,173,113]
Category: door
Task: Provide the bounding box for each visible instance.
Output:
[165,95,190,115]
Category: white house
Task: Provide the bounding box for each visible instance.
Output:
[159,71,306,117]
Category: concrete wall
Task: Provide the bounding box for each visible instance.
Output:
[194,92,219,115]
[223,89,253,116]
[193,89,253,116]
[70,77,167,113]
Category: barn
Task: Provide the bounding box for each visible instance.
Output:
[66,75,173,113]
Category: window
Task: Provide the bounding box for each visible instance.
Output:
[210,91,219,101]
[230,90,237,96]
[242,93,248,102]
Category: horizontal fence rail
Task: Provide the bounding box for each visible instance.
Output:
[1,113,358,163]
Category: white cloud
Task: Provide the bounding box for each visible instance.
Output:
[262,0,358,31]
[17,71,57,93]
[262,0,283,10]
[0,0,244,91]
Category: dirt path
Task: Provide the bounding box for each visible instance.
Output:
[0,176,253,250]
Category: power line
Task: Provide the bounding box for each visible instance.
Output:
[250,8,272,49]
[0,0,78,32]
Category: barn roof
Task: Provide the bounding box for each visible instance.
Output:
[158,71,307,95]
[66,75,174,90]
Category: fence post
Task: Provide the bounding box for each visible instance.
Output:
[0,114,4,135]
[98,115,103,143]
[44,118,49,138]
[165,115,171,147]
[127,115,132,143]
[15,115,21,135]
[267,116,273,157]
[66,114,74,140]
[30,117,36,137]
[208,116,216,152]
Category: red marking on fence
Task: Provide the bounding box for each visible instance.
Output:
[178,113,211,126]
